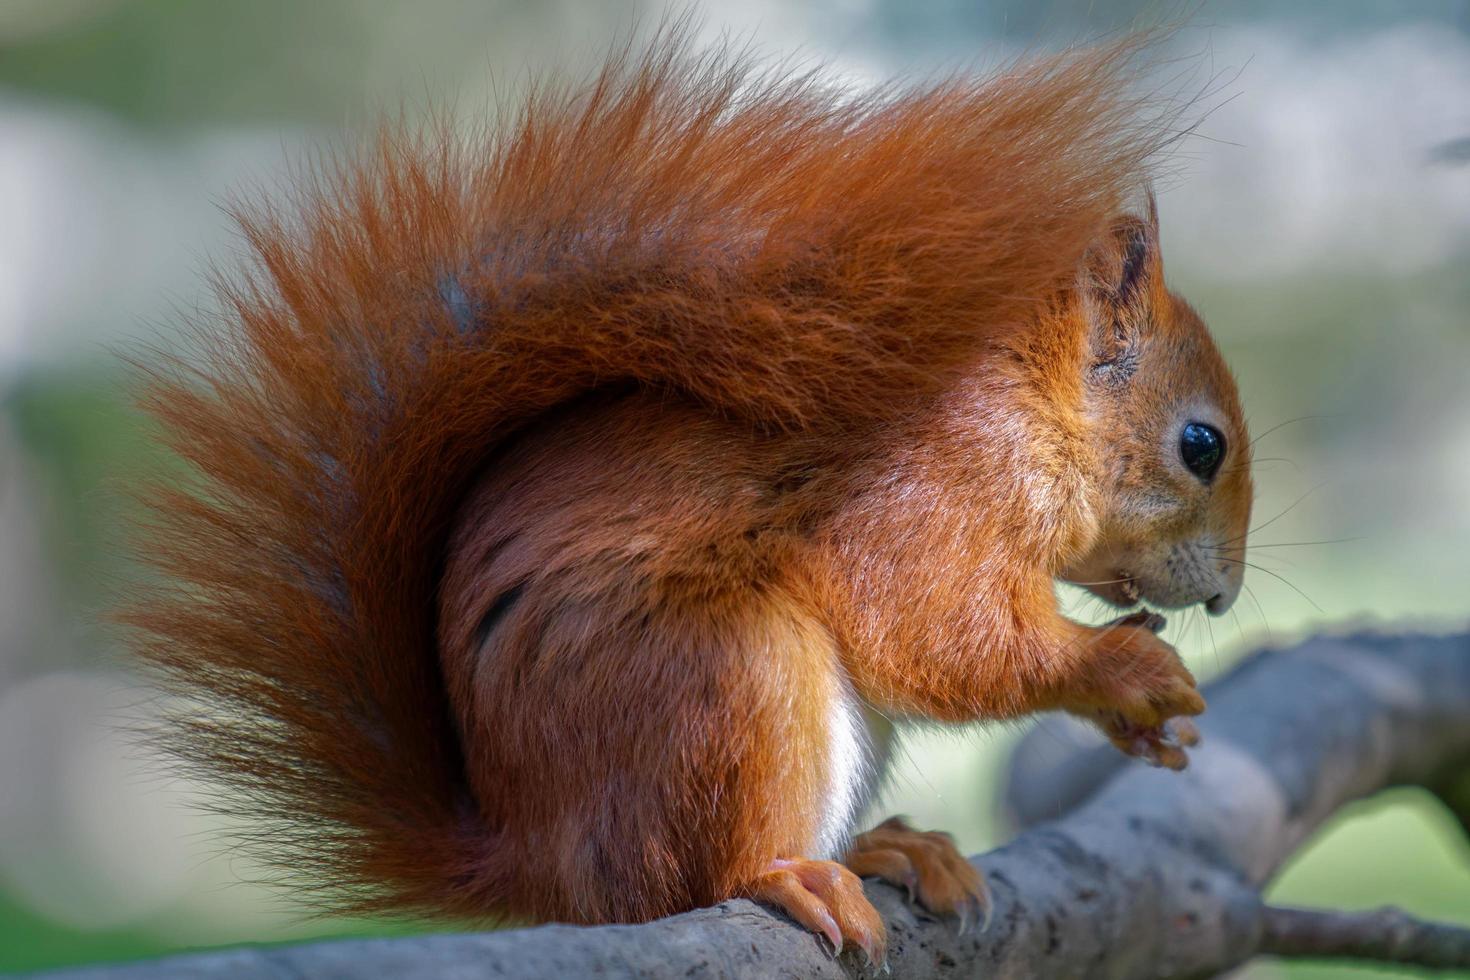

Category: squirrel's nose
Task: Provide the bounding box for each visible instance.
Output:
[1207,559,1245,615]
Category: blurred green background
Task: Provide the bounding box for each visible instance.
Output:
[1,1,1467,976]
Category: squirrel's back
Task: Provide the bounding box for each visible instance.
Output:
[125,25,1177,920]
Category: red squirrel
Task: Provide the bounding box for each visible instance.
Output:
[126,28,1251,964]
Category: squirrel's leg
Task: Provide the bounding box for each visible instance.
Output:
[721,591,886,965]
[834,606,1197,924]
[445,565,889,960]
[812,545,1204,766]
[437,393,889,958]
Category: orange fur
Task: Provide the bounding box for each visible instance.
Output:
[124,25,1250,939]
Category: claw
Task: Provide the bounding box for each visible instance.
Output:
[960,871,995,934]
[848,925,889,965]
[1075,613,1203,772]
[957,894,991,935]
[815,908,843,957]
[1166,717,1202,747]
[746,858,884,962]
[1154,742,1188,771]
[1113,609,1167,633]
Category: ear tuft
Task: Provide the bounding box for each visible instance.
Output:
[1116,221,1151,305]
[1108,186,1160,306]
[1087,189,1159,387]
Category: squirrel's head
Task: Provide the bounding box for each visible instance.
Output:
[1061,197,1253,616]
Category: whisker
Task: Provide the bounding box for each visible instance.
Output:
[1243,581,1272,642]
[1203,608,1220,675]
[1227,536,1365,550]
[1215,482,1330,548]
[1247,415,1333,451]
[1218,557,1323,613]
[1221,456,1300,477]
[1216,549,1296,569]
[1229,604,1246,645]
[1083,596,1109,623]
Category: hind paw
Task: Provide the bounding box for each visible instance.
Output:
[845,816,990,931]
[744,857,886,967]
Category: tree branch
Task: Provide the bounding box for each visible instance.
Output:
[1260,904,1470,970]
[31,630,1470,979]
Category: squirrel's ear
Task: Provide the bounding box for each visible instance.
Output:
[1106,198,1159,309]
[1085,193,1160,385]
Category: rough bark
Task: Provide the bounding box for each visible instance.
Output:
[33,630,1470,979]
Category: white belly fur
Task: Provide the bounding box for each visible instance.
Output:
[812,669,895,859]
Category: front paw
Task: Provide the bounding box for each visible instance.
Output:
[1062,612,1205,770]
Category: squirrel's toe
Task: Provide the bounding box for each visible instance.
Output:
[745,857,887,965]
[845,816,991,932]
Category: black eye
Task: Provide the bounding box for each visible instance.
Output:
[1179,422,1225,480]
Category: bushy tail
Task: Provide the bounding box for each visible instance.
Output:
[124,25,1180,920]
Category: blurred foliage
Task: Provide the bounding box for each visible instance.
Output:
[0,0,368,125]
[867,0,1470,52]
[0,0,637,127]
[0,889,432,975]
[0,891,174,974]
[4,372,152,609]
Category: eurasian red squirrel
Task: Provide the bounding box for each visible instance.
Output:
[127,28,1252,963]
